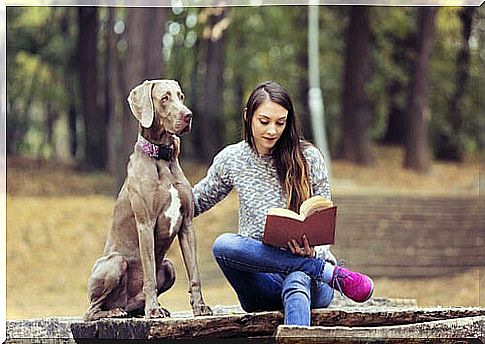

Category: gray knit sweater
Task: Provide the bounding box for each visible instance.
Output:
[193,140,336,262]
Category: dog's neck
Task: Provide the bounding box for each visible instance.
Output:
[137,125,174,161]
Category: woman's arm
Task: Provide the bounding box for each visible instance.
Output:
[173,137,234,217]
[193,154,233,216]
[307,145,332,200]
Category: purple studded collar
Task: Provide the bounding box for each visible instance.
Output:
[136,134,174,161]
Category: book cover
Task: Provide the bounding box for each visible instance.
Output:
[263,196,337,248]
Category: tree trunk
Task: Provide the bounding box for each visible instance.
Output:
[383,80,407,145]
[116,7,166,190]
[339,6,373,165]
[198,8,227,163]
[435,7,476,161]
[382,28,415,145]
[296,7,311,140]
[78,7,106,170]
[60,9,78,161]
[404,7,437,172]
[104,7,118,175]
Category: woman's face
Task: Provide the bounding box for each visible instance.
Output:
[250,100,288,155]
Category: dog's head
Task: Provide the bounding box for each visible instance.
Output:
[127,79,192,135]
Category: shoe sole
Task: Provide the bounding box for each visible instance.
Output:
[362,278,374,302]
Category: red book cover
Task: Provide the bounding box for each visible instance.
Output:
[263,206,337,248]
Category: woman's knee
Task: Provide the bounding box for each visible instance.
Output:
[212,233,241,258]
[281,271,311,301]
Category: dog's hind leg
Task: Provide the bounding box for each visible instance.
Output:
[83,252,129,322]
[157,258,176,295]
[125,258,176,317]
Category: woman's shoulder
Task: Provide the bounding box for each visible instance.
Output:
[212,140,248,164]
[301,141,324,162]
[217,140,247,156]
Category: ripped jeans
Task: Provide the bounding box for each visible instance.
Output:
[212,233,334,326]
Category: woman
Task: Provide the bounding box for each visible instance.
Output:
[176,81,373,326]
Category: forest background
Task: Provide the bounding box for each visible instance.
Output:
[5,5,483,318]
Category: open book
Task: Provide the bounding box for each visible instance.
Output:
[263,195,337,248]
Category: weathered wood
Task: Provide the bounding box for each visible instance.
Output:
[68,306,485,340]
[311,307,485,327]
[8,302,482,342]
[147,307,484,339]
[275,316,485,343]
[69,298,414,339]
[147,310,283,339]
[6,317,78,344]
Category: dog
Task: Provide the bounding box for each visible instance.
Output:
[83,79,212,321]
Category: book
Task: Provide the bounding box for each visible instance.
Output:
[263,195,337,248]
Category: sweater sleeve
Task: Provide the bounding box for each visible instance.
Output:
[307,145,332,201]
[193,148,234,217]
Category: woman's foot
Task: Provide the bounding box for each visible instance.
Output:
[331,266,374,303]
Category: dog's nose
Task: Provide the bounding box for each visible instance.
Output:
[183,112,193,122]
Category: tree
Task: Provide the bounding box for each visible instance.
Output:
[116,7,167,189]
[60,8,79,160]
[404,7,438,172]
[381,11,415,145]
[339,6,373,164]
[434,7,477,161]
[78,7,107,170]
[197,7,228,163]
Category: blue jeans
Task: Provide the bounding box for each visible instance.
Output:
[212,233,334,326]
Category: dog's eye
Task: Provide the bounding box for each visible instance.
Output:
[161,95,169,102]
[180,94,185,101]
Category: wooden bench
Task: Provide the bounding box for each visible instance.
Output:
[6,297,484,342]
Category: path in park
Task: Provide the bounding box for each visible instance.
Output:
[331,194,483,277]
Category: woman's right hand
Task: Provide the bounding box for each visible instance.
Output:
[287,234,315,258]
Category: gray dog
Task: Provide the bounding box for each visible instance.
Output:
[83,80,212,321]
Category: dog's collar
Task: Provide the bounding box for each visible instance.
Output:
[136,134,173,161]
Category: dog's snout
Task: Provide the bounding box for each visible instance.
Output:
[183,112,193,122]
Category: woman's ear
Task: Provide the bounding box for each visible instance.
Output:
[243,107,248,121]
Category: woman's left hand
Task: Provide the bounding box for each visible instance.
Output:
[287,234,315,258]
[171,134,181,160]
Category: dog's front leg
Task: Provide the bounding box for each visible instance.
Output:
[178,222,213,316]
[130,194,169,318]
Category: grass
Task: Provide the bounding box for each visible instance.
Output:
[5,145,483,319]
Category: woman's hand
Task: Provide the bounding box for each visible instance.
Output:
[171,134,181,160]
[287,234,315,258]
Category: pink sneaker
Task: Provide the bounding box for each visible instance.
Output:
[331,266,374,303]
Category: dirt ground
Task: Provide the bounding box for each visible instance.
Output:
[5,145,483,319]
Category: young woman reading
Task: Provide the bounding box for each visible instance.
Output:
[174,81,373,326]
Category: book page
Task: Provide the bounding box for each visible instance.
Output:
[267,207,305,221]
[300,196,333,218]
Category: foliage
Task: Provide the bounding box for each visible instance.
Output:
[7,7,78,158]
[6,5,481,163]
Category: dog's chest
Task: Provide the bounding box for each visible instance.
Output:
[154,165,192,230]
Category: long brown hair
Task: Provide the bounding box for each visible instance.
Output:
[242,81,311,211]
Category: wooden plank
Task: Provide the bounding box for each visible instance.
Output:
[275,316,485,343]
[310,307,485,327]
[9,302,482,341]
[6,317,78,343]
[70,299,416,339]
[136,307,483,339]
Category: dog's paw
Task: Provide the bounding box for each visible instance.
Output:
[193,304,213,316]
[145,306,170,319]
[107,308,128,318]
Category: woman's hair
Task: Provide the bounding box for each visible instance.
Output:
[242,81,311,212]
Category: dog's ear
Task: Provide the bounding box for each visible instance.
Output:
[127,80,155,128]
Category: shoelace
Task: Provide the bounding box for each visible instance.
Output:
[332,259,352,296]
